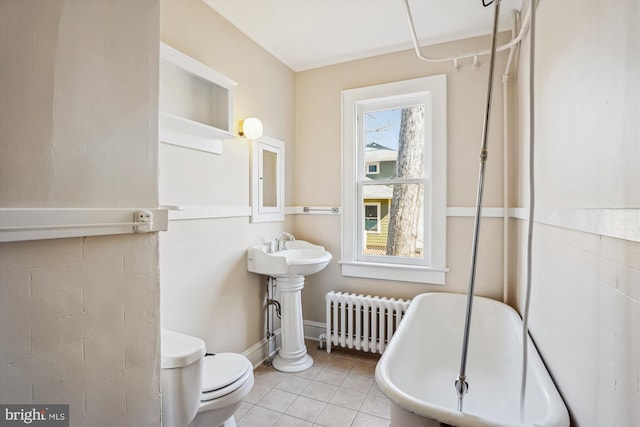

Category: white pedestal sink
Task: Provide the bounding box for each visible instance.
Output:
[247,240,332,372]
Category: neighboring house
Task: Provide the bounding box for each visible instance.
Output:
[363,142,396,254]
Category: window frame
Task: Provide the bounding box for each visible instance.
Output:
[341,74,448,285]
[366,162,380,175]
[364,202,381,234]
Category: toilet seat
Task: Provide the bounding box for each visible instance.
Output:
[200,353,252,402]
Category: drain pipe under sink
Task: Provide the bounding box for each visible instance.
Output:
[264,276,281,366]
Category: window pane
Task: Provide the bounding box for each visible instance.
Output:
[361,184,424,258]
[364,203,380,234]
[364,219,378,231]
[365,205,378,218]
[364,106,425,180]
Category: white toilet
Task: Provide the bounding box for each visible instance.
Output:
[161,328,255,427]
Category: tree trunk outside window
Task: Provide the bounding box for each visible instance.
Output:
[386,106,424,257]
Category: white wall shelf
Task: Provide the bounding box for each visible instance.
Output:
[159,111,233,154]
[159,42,237,155]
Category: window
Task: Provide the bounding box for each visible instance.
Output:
[341,75,447,285]
[366,162,380,175]
[364,203,381,234]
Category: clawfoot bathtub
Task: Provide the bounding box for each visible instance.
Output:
[375,292,569,427]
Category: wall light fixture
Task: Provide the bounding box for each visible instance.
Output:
[239,118,263,140]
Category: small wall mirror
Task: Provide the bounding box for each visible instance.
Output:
[252,136,284,222]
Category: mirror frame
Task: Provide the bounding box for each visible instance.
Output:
[251,135,285,223]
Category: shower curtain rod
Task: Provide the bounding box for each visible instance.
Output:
[402,0,531,66]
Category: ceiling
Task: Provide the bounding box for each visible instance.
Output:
[203,0,524,72]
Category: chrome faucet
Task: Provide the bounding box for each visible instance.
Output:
[264,240,275,253]
[275,232,295,251]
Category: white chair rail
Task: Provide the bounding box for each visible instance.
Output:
[0,208,169,242]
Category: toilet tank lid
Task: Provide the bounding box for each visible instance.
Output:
[161,328,206,369]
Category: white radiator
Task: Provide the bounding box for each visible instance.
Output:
[323,291,411,354]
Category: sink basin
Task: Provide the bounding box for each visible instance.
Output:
[247,240,332,277]
[248,239,331,372]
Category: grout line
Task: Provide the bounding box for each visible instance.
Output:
[239,341,390,426]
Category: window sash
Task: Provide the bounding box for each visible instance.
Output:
[358,182,430,265]
[341,74,447,285]
[363,202,381,234]
[357,102,429,266]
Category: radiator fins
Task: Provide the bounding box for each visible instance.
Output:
[324,291,411,354]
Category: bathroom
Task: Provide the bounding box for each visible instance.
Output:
[0,0,638,426]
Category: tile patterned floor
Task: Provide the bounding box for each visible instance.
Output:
[235,340,391,427]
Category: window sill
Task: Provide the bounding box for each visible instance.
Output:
[339,261,447,285]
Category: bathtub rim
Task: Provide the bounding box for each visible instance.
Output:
[374,292,570,427]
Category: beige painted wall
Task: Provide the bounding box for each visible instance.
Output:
[159,0,295,355]
[0,1,159,207]
[515,1,639,425]
[2,1,636,425]
[0,1,161,425]
[295,34,516,322]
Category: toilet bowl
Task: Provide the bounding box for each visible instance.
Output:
[161,329,254,427]
[190,353,254,427]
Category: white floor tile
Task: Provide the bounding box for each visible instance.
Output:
[285,396,326,422]
[341,372,373,393]
[328,387,366,411]
[242,349,389,427]
[350,412,390,427]
[314,367,348,386]
[275,375,312,394]
[238,405,281,427]
[244,382,271,404]
[273,414,313,427]
[301,381,337,402]
[314,403,357,427]
[256,388,298,413]
[359,393,390,419]
[234,401,254,419]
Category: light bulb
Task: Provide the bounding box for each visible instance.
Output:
[242,118,263,139]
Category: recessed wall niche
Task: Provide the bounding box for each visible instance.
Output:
[159,42,237,155]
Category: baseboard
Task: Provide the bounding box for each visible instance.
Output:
[304,320,326,341]
[243,321,327,369]
[242,328,281,369]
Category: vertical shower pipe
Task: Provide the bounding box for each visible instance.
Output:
[521,0,537,419]
[503,10,520,304]
[455,0,502,412]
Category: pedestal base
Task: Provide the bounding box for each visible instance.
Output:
[272,353,314,373]
[270,275,313,373]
